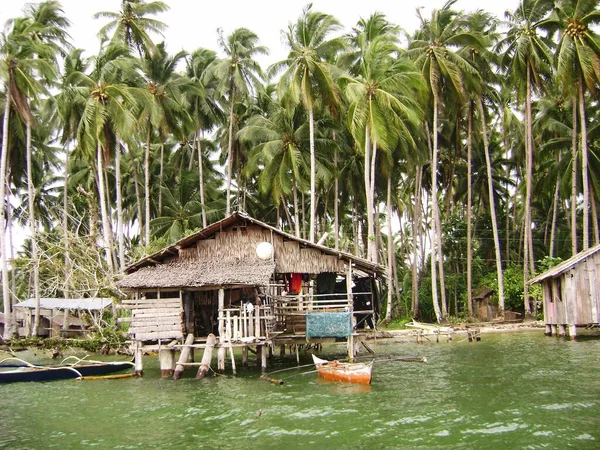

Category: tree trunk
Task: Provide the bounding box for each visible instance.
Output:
[293,181,300,238]
[133,162,143,237]
[197,131,207,229]
[411,166,422,318]
[385,176,394,321]
[549,157,561,258]
[308,104,316,243]
[26,122,41,336]
[116,138,125,270]
[579,76,589,251]
[158,143,164,216]
[523,66,533,317]
[592,192,599,246]
[431,92,443,321]
[334,147,339,251]
[226,85,236,217]
[571,95,578,255]
[369,140,378,264]
[145,127,151,245]
[466,103,473,316]
[0,85,13,339]
[97,142,115,273]
[479,98,505,316]
[364,127,376,262]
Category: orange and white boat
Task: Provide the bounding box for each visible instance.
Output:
[311,354,373,384]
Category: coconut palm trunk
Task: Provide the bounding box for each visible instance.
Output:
[97,142,115,273]
[145,127,151,245]
[431,92,443,322]
[334,147,339,251]
[523,65,533,317]
[466,104,473,316]
[225,85,236,217]
[197,131,207,229]
[571,96,578,255]
[1,87,13,339]
[26,122,41,336]
[116,139,125,270]
[364,127,376,262]
[478,98,505,316]
[411,166,422,317]
[385,176,394,321]
[308,104,316,243]
[579,76,589,251]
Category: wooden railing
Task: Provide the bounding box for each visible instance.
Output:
[218,305,274,342]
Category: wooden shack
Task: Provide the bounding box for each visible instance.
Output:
[117,212,385,376]
[529,244,600,339]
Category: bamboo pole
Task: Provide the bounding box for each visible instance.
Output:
[196,333,216,379]
[173,333,195,380]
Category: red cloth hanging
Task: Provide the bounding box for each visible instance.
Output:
[289,273,303,294]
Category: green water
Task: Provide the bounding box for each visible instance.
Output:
[1,332,599,449]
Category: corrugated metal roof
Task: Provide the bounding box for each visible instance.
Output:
[529,244,600,284]
[15,298,113,310]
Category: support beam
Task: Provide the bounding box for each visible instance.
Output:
[196,333,216,379]
[217,346,226,373]
[260,345,267,373]
[134,341,144,376]
[568,324,577,340]
[173,333,195,380]
[545,324,552,336]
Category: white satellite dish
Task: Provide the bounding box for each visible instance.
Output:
[256,241,274,260]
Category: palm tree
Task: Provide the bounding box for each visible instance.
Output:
[208,28,267,217]
[407,0,480,321]
[94,0,168,57]
[138,42,190,246]
[186,48,224,228]
[270,4,344,242]
[547,0,600,251]
[240,103,308,237]
[498,0,554,316]
[74,43,141,273]
[342,31,424,263]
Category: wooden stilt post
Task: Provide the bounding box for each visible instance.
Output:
[173,333,195,380]
[295,344,300,365]
[134,341,144,376]
[196,333,216,379]
[260,344,267,373]
[545,324,552,336]
[559,324,567,337]
[280,345,285,357]
[568,324,577,340]
[159,347,175,377]
[217,346,226,373]
[228,342,237,375]
[346,262,355,362]
[242,345,248,366]
[551,324,558,336]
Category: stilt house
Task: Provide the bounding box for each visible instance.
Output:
[529,244,600,339]
[117,213,385,372]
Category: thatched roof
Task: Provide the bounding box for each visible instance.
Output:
[118,256,275,289]
[118,212,385,290]
[529,244,600,284]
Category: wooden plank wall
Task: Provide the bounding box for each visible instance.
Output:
[542,251,600,326]
[118,294,184,341]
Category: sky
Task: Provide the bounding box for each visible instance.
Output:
[2,0,520,67]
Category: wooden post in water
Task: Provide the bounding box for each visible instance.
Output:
[173,333,195,380]
[545,324,552,336]
[260,344,267,373]
[217,346,226,373]
[568,324,577,340]
[558,324,567,337]
[196,333,216,378]
[346,262,355,361]
[134,340,144,376]
[551,324,558,336]
[242,346,248,366]
[159,346,175,378]
[217,288,226,373]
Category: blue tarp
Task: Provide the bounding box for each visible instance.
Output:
[306,312,352,338]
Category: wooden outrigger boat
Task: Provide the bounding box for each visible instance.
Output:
[0,357,135,383]
[312,354,373,384]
